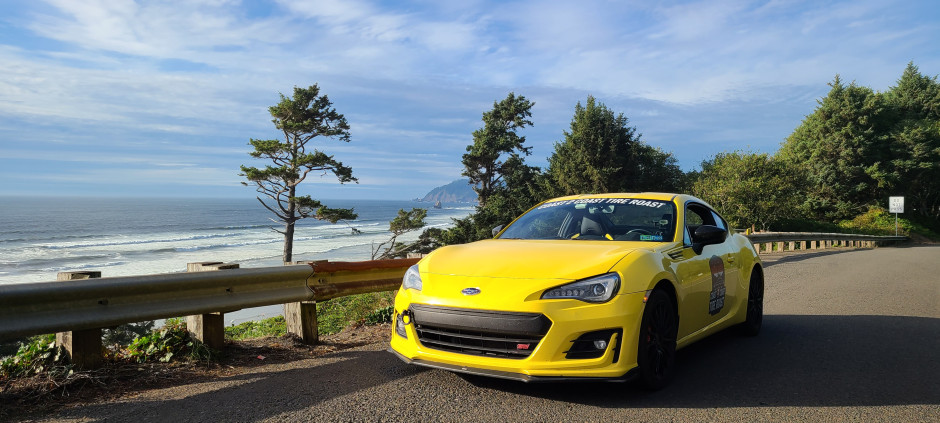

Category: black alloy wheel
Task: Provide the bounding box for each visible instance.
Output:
[739,268,764,336]
[637,289,678,390]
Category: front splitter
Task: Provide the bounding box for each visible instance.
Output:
[387,347,636,383]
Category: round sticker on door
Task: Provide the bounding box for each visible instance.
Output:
[708,255,726,315]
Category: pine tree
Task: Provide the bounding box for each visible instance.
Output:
[240,85,357,263]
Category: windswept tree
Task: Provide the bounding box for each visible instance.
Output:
[371,208,427,260]
[241,85,357,263]
[440,93,547,244]
[462,92,535,208]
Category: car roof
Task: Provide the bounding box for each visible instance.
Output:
[545,192,677,202]
[541,193,713,210]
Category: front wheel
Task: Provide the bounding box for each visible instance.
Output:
[636,289,678,390]
[738,267,764,336]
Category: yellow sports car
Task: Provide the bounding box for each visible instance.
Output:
[389,193,763,389]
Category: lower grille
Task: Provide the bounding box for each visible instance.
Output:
[410,304,551,359]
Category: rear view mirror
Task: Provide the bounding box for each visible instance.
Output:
[492,225,504,237]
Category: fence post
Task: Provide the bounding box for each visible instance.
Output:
[285,302,318,345]
[284,260,324,345]
[55,271,103,369]
[753,243,761,254]
[186,262,237,350]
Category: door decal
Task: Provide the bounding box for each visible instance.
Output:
[708,255,726,315]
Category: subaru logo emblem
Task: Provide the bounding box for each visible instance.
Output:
[461,287,481,296]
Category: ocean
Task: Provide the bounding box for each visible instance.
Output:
[0,197,472,322]
[0,197,474,284]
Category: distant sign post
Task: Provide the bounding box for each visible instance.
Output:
[889,196,904,236]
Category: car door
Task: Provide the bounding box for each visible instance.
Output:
[673,203,738,339]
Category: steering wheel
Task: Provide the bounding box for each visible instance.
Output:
[625,229,652,236]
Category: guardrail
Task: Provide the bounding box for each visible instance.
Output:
[745,232,908,254]
[0,258,418,367]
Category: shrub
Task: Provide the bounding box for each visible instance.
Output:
[364,305,394,325]
[125,319,214,363]
[0,334,71,379]
[838,206,939,239]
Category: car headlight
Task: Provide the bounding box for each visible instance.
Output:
[541,273,620,303]
[402,264,422,291]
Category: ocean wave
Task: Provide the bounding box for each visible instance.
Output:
[0,233,110,245]
[41,261,128,273]
[39,232,244,250]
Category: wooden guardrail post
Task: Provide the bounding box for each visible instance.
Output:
[56,271,103,369]
[285,301,318,345]
[186,262,238,350]
[284,260,324,345]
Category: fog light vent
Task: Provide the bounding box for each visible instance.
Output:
[395,311,408,339]
[564,329,621,360]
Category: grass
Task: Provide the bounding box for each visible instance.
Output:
[316,290,396,336]
[221,292,396,341]
[225,316,287,340]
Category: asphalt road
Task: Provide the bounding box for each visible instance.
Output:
[39,245,940,422]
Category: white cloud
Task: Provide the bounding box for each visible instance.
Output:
[0,0,936,198]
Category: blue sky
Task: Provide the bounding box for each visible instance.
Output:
[0,0,937,200]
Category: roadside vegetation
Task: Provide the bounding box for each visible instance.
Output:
[409,62,938,250]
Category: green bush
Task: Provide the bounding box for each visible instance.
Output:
[0,334,71,378]
[125,319,215,363]
[225,316,287,340]
[837,206,939,239]
[364,305,394,325]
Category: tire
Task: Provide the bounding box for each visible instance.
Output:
[636,289,678,390]
[738,267,764,336]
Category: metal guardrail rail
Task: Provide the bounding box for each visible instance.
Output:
[744,232,907,253]
[0,258,418,341]
[746,232,908,243]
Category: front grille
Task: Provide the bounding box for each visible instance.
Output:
[410,304,551,359]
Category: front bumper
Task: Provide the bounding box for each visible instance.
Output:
[389,290,647,380]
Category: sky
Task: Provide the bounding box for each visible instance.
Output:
[0,0,937,201]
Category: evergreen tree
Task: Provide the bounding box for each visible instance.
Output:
[883,63,940,219]
[240,85,357,263]
[462,93,535,208]
[778,76,892,221]
[548,96,683,194]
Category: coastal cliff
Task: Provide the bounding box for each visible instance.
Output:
[419,179,477,203]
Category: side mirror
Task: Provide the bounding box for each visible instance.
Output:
[692,225,727,254]
[492,225,504,237]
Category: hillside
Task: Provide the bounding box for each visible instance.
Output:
[419,179,477,203]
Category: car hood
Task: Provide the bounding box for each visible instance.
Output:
[423,239,647,281]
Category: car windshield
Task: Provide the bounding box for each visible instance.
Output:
[498,198,676,242]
